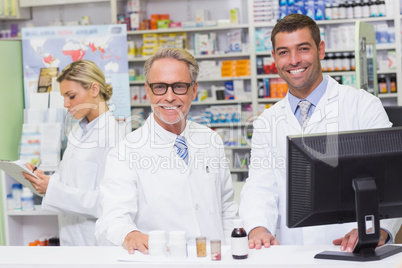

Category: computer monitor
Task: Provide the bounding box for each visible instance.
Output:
[287,127,402,261]
[384,106,402,127]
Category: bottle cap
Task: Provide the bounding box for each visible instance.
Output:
[12,183,22,189]
[149,230,167,243]
[169,231,186,243]
[233,219,244,228]
[22,187,33,195]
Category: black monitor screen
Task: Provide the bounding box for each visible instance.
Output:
[287,127,402,261]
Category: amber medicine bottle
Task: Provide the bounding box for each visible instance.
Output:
[231,219,248,259]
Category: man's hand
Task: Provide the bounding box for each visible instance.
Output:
[22,163,50,195]
[248,226,279,249]
[123,231,149,254]
[333,228,389,252]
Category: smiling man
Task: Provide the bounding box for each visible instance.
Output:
[239,13,401,253]
[95,48,238,254]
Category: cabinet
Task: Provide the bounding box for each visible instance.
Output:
[1,171,59,246]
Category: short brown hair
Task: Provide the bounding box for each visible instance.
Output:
[271,13,321,51]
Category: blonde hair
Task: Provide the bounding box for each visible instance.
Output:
[143,48,199,83]
[57,60,112,101]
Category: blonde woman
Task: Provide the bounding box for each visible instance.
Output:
[23,60,124,246]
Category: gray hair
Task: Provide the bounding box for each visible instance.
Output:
[143,48,199,83]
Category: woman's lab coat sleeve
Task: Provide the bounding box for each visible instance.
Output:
[95,143,139,246]
[42,171,100,218]
[239,114,280,235]
[41,142,112,219]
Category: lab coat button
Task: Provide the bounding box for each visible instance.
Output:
[194,204,199,210]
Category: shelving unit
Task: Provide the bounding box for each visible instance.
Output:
[1,171,59,246]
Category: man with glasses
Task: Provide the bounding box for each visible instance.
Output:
[95,48,238,254]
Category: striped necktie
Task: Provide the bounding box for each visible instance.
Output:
[298,100,312,130]
[174,135,189,165]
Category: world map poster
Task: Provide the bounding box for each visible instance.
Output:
[21,24,131,123]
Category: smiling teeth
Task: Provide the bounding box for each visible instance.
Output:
[289,68,306,74]
[163,106,178,110]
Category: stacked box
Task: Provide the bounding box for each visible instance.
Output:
[194,32,216,55]
[142,33,158,56]
[221,60,251,77]
[127,0,146,30]
[158,33,176,49]
[270,78,288,98]
[234,59,251,77]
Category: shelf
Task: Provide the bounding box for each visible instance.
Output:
[254,17,394,28]
[191,99,251,106]
[324,71,355,76]
[376,44,397,50]
[208,122,251,128]
[378,93,398,99]
[256,43,395,55]
[130,76,252,84]
[7,210,59,216]
[255,51,272,56]
[230,168,249,173]
[129,52,250,62]
[315,17,394,25]
[131,103,150,108]
[258,98,283,103]
[377,70,397,75]
[130,80,146,85]
[19,0,109,7]
[226,145,251,150]
[198,76,252,82]
[127,24,249,35]
[0,37,22,41]
[256,74,280,79]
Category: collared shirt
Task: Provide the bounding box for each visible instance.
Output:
[288,75,328,125]
[79,112,106,138]
[152,114,187,146]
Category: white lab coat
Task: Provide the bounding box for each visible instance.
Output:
[240,76,402,245]
[95,114,238,246]
[42,111,124,246]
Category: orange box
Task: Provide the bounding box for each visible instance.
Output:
[221,70,235,77]
[221,60,235,66]
[235,59,250,66]
[160,14,170,20]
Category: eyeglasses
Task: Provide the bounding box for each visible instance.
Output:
[147,82,194,95]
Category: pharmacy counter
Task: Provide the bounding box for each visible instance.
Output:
[1,245,402,268]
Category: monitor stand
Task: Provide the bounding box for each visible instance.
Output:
[315,177,402,262]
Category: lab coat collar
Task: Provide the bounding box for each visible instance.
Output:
[278,75,340,133]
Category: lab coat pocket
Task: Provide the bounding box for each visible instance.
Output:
[72,158,98,190]
[204,167,221,214]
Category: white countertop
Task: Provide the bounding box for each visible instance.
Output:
[1,245,402,268]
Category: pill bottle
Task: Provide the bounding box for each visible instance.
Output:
[196,236,207,257]
[211,239,221,261]
[12,183,22,210]
[231,219,248,259]
[390,76,397,93]
[378,75,387,94]
[21,187,34,211]
[148,230,167,259]
[168,231,187,259]
[7,194,14,210]
[341,52,350,71]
